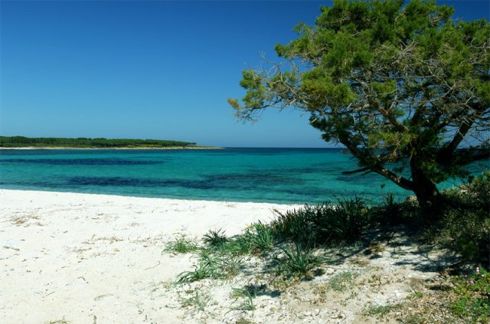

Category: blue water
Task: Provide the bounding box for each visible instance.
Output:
[0,148,487,204]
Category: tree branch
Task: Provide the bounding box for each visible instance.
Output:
[338,135,414,190]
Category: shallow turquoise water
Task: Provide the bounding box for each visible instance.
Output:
[0,148,487,204]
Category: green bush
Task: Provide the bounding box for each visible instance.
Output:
[450,268,490,322]
[271,198,370,248]
[460,172,490,211]
[372,194,420,227]
[434,172,490,266]
[439,209,490,266]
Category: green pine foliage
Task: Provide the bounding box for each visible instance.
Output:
[230,0,490,208]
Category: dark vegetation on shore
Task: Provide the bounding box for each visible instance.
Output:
[0,136,196,148]
[166,172,490,323]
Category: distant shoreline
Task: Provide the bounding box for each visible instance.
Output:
[0,146,223,150]
[0,135,213,150]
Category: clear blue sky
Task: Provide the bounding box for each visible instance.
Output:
[1,1,488,147]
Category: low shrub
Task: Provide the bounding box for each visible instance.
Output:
[438,209,490,266]
[372,194,420,227]
[450,268,490,322]
[271,197,370,248]
[432,172,490,266]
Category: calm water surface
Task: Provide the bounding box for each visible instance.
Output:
[0,148,487,204]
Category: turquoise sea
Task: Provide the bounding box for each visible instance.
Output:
[0,148,487,204]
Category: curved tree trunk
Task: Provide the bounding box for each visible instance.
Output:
[410,158,439,209]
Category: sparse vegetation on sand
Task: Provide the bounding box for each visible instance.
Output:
[164,172,490,322]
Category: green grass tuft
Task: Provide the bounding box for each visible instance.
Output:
[177,251,244,283]
[164,235,199,254]
[277,243,320,279]
[244,222,275,254]
[203,229,229,248]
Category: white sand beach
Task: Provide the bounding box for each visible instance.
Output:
[0,190,298,323]
[1,189,448,324]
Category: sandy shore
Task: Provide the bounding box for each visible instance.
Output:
[0,189,297,323]
[1,189,452,324]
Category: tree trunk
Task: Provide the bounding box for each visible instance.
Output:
[410,159,439,210]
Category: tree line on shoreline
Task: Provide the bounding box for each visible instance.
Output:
[0,136,196,148]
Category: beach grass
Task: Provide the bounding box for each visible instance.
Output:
[164,235,200,254]
[167,172,490,322]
